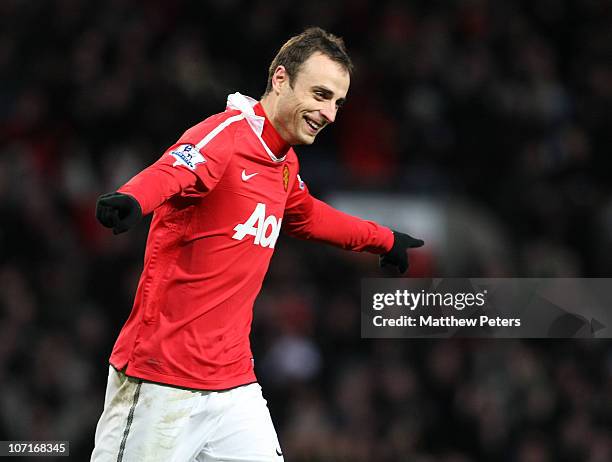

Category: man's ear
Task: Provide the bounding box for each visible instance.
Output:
[271,65,289,94]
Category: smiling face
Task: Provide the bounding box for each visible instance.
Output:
[264,52,350,145]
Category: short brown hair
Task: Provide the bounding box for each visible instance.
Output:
[264,27,353,94]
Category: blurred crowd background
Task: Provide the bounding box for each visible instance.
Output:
[1,0,611,460]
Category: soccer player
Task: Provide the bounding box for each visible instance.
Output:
[91,27,423,462]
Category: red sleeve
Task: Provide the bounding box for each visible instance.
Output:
[283,173,394,254]
[117,112,240,215]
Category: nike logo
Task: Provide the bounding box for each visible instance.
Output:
[241,170,258,181]
[276,448,283,457]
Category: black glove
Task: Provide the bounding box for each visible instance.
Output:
[380,231,424,274]
[95,192,142,235]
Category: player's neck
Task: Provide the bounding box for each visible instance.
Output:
[259,95,276,123]
[255,98,291,157]
[260,95,289,144]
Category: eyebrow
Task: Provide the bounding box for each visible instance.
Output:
[312,85,346,106]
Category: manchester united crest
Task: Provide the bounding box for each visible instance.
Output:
[282,165,289,191]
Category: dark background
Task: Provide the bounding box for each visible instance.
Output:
[1,0,611,460]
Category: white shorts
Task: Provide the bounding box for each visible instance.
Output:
[91,366,284,462]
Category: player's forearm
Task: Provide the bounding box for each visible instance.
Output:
[284,196,394,253]
[118,162,198,215]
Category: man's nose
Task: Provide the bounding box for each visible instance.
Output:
[320,103,337,124]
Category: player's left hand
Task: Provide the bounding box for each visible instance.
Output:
[380,231,424,274]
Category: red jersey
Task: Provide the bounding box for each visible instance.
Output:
[110,93,394,390]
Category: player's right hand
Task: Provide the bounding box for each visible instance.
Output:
[379,230,424,274]
[95,192,142,235]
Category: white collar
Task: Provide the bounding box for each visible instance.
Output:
[226,92,263,135]
[225,92,286,162]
